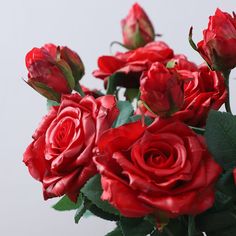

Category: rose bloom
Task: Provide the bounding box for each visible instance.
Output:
[173,64,227,127]
[197,8,236,71]
[94,119,222,218]
[93,41,173,89]
[137,60,226,127]
[140,62,184,117]
[23,94,118,201]
[121,3,155,49]
[26,44,84,101]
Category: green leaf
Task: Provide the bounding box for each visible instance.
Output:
[119,217,154,236]
[81,175,119,215]
[112,101,133,128]
[47,99,60,110]
[87,203,119,221]
[74,199,91,224]
[205,110,236,169]
[106,73,122,95]
[217,169,236,199]
[52,195,82,211]
[105,227,123,236]
[207,225,236,236]
[196,209,236,234]
[124,88,140,102]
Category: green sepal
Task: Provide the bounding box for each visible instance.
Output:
[56,60,75,90]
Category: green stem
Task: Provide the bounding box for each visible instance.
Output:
[222,70,232,114]
[74,83,85,97]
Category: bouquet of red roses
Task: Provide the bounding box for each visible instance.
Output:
[23,3,236,236]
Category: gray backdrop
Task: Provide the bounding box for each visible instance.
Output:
[1,0,236,235]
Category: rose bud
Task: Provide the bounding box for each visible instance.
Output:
[121,3,155,49]
[197,9,236,71]
[140,62,184,117]
[25,44,84,101]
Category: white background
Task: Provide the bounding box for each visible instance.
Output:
[1,0,236,235]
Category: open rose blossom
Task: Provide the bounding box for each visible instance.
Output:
[197,8,236,71]
[173,64,227,127]
[23,94,118,201]
[26,44,84,101]
[94,119,222,218]
[121,3,155,49]
[137,61,227,127]
[140,62,185,117]
[93,41,173,89]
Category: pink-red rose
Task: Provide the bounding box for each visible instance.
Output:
[121,3,155,49]
[23,94,118,201]
[140,62,184,116]
[93,41,173,89]
[26,44,84,101]
[94,119,222,218]
[197,8,236,71]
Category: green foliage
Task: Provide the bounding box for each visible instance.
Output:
[112,101,134,128]
[105,227,123,236]
[119,217,154,236]
[205,110,236,169]
[81,175,120,216]
[52,195,83,211]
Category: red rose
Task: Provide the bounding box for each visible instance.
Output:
[23,94,118,201]
[94,119,222,218]
[25,44,84,101]
[197,8,236,71]
[93,41,173,89]
[173,64,227,127]
[140,62,184,116]
[121,3,155,49]
[167,54,198,79]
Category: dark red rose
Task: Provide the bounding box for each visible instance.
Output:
[140,62,184,117]
[23,94,118,202]
[93,41,173,89]
[25,44,84,101]
[197,8,236,71]
[94,119,222,219]
[121,3,155,49]
[173,64,227,127]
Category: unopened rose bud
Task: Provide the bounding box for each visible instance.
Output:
[197,9,236,71]
[121,3,155,49]
[140,62,184,117]
[25,44,84,101]
[60,46,85,83]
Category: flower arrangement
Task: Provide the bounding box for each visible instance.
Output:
[23,3,236,236]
